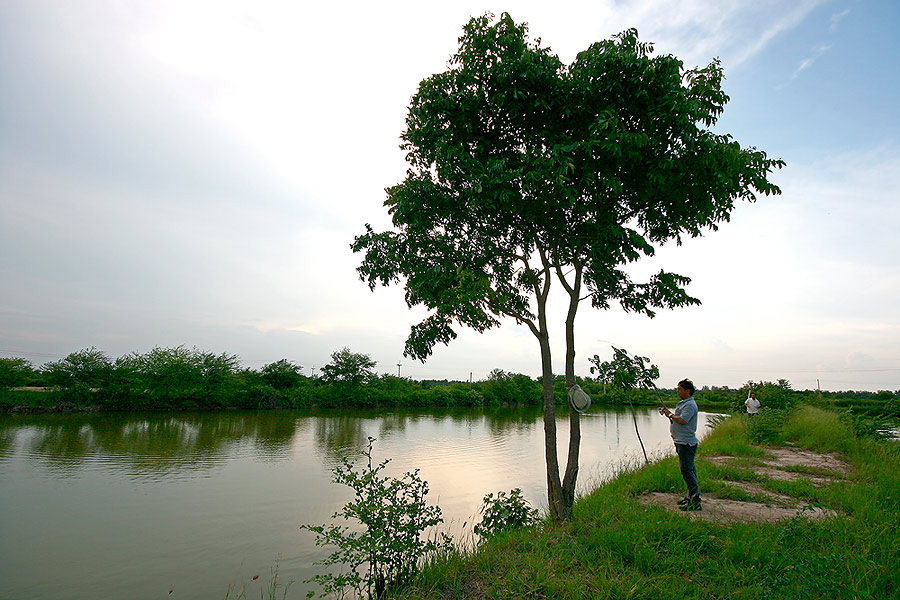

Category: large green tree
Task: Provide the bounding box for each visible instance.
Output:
[352,13,783,521]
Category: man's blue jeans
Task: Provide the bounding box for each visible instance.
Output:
[675,443,700,502]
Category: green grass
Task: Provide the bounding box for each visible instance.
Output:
[385,404,900,599]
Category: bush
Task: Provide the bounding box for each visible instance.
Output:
[424,387,452,407]
[882,397,900,419]
[745,407,788,444]
[260,359,304,390]
[0,358,37,389]
[301,438,452,599]
[473,488,540,539]
[236,384,280,409]
[43,348,114,388]
[838,409,892,441]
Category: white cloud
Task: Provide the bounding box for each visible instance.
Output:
[829,8,851,32]
[779,42,833,87]
[601,0,828,69]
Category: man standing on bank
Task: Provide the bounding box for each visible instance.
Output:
[745,391,761,415]
[659,379,702,511]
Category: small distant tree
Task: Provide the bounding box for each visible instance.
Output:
[589,346,660,393]
[590,346,661,463]
[0,357,37,389]
[119,346,198,402]
[195,350,240,402]
[320,347,377,386]
[352,14,784,521]
[43,347,113,388]
[589,357,616,395]
[260,359,304,390]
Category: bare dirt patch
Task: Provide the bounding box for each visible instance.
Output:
[639,446,848,524]
[761,447,851,475]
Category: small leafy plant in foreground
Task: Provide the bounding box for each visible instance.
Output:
[301,437,451,599]
[473,488,540,539]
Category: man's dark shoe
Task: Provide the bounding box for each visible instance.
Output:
[677,497,690,506]
[680,501,702,512]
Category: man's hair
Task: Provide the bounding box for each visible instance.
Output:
[678,379,695,395]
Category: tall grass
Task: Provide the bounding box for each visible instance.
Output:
[783,405,855,453]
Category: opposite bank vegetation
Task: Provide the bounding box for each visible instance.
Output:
[2,346,899,420]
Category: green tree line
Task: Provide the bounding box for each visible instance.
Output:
[1,347,898,416]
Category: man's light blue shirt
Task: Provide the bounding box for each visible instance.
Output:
[670,397,698,445]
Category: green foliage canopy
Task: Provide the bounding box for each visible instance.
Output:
[353,13,784,362]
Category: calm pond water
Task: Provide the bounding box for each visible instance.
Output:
[0,406,718,599]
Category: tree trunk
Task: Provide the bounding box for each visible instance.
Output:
[537,253,585,523]
[539,308,567,522]
[543,366,567,520]
[531,263,567,523]
[560,269,582,514]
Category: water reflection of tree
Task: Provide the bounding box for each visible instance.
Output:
[27,421,98,475]
[377,410,413,438]
[483,406,542,437]
[248,412,306,460]
[2,412,302,478]
[312,412,371,466]
[0,426,13,458]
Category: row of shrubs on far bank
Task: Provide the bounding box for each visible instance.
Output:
[1,346,899,417]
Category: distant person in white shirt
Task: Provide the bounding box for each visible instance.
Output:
[745,391,761,415]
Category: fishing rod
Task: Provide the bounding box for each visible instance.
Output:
[651,382,668,410]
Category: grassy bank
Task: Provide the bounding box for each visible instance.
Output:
[387,406,898,599]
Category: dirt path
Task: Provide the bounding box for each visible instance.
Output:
[638,445,851,524]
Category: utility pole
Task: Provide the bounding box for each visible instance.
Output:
[397,362,402,377]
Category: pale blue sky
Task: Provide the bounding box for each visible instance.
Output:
[1,0,898,390]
